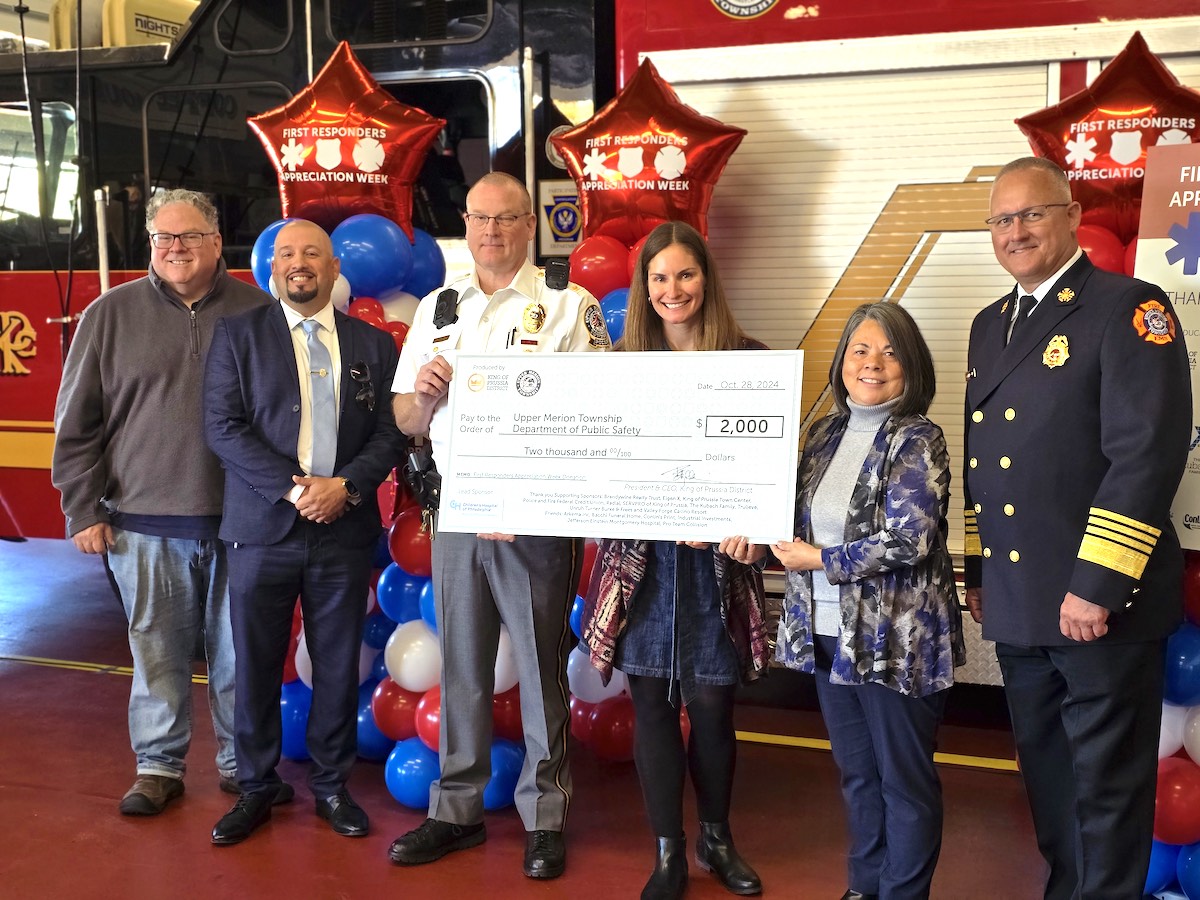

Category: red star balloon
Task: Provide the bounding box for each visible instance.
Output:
[1016,32,1200,243]
[248,41,446,238]
[551,58,746,247]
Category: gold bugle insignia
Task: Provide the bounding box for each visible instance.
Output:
[1043,334,1069,368]
[1001,299,1009,314]
[1058,288,1075,303]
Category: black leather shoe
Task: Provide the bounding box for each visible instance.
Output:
[388,818,487,866]
[696,821,762,895]
[839,891,879,900]
[218,777,295,806]
[315,791,369,837]
[642,835,688,900]
[524,830,566,879]
[212,791,273,845]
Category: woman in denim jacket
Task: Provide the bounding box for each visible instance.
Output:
[764,302,964,900]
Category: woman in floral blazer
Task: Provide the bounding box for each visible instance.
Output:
[766,302,963,900]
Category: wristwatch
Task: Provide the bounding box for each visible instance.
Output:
[340,477,360,499]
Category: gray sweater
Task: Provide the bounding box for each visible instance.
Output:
[52,262,269,536]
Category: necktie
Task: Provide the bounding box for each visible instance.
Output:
[1008,294,1036,344]
[302,320,337,476]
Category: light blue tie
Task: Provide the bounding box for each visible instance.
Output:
[302,319,337,477]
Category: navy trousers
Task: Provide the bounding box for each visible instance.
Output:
[227,517,372,796]
[814,635,947,900]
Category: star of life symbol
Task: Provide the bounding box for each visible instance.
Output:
[582,148,608,181]
[353,137,385,173]
[279,137,307,172]
[1065,134,1097,169]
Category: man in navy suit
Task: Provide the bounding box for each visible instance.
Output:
[203,219,405,845]
[964,157,1190,898]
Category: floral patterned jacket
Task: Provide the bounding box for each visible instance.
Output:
[581,540,770,685]
[776,413,965,697]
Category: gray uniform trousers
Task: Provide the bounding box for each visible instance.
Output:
[428,531,582,831]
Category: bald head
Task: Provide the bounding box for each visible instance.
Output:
[272,220,341,313]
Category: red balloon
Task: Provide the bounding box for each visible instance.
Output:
[247,41,446,236]
[1124,238,1139,278]
[1155,757,1200,844]
[569,236,631,302]
[1016,32,1200,244]
[588,695,636,762]
[551,58,746,245]
[578,540,599,598]
[493,687,523,743]
[627,234,649,281]
[415,685,441,751]
[348,304,386,329]
[570,695,596,745]
[385,320,410,353]
[282,616,301,683]
[377,476,398,527]
[1076,224,1126,274]
[389,505,432,577]
[351,297,385,319]
[371,677,422,741]
[679,706,692,748]
[1184,552,1200,627]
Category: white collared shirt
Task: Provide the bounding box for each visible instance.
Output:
[280,300,341,478]
[1009,247,1084,331]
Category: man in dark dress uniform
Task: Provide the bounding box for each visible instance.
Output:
[964,156,1191,899]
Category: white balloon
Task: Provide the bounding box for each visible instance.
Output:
[1182,705,1200,764]
[385,620,442,693]
[294,627,313,689]
[1161,701,1189,758]
[378,288,421,325]
[332,273,352,312]
[494,625,518,695]
[566,646,625,704]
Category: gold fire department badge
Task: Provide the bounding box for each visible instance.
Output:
[1043,334,1070,368]
[523,302,547,334]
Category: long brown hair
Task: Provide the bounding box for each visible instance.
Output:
[620,221,751,352]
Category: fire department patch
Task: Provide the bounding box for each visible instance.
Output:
[583,304,611,348]
[1043,334,1070,369]
[522,302,547,334]
[1057,287,1075,303]
[1133,299,1175,345]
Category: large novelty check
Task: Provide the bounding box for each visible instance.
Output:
[436,350,804,543]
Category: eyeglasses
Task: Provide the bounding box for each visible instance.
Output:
[349,361,374,412]
[984,204,1070,232]
[463,213,531,230]
[149,231,216,249]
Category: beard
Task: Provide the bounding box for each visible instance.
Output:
[287,283,320,305]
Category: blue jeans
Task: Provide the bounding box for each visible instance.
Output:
[106,528,236,779]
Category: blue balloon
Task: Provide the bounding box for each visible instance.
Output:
[250,218,296,292]
[356,679,392,761]
[1174,839,1199,896]
[570,594,584,640]
[1165,622,1200,705]
[331,214,413,298]
[483,738,525,811]
[372,532,393,569]
[370,648,389,682]
[385,737,440,809]
[376,563,427,624]
[600,288,629,344]
[403,228,447,299]
[280,679,312,761]
[419,578,438,634]
[363,611,398,650]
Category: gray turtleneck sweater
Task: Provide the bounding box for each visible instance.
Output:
[808,396,901,635]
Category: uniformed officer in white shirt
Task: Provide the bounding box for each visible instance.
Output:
[388,172,609,879]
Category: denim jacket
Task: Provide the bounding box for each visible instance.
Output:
[776,413,965,697]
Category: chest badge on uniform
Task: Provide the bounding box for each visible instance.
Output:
[583,303,612,348]
[1057,287,1075,303]
[1133,299,1176,345]
[1043,335,1070,368]
[523,302,547,334]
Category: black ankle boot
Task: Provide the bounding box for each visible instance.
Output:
[695,821,762,895]
[641,835,688,900]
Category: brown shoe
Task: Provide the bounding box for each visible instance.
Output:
[118,775,184,816]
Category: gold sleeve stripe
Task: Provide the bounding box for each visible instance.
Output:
[1078,534,1149,579]
[964,534,982,557]
[1087,508,1161,542]
[1085,521,1156,555]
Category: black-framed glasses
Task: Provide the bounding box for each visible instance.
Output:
[149,231,216,249]
[349,361,374,412]
[984,204,1070,232]
[463,212,531,230]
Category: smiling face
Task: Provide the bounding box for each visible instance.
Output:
[647,243,706,331]
[149,202,222,304]
[989,166,1081,292]
[841,318,905,406]
[271,221,340,313]
[464,178,535,291]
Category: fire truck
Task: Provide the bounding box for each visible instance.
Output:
[1,0,1197,549]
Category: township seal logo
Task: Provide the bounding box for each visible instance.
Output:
[711,0,778,18]
[515,369,541,397]
[1133,299,1175,345]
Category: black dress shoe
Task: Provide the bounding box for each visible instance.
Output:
[839,891,879,900]
[212,791,273,845]
[315,791,369,837]
[388,818,487,865]
[524,830,566,879]
[642,836,688,900]
[696,821,762,895]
